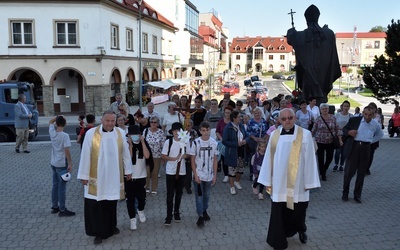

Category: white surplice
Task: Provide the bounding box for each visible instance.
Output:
[258,125,320,202]
[77,125,132,201]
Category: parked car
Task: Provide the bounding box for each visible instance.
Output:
[272,73,285,80]
[244,79,253,87]
[221,82,240,95]
[286,74,296,80]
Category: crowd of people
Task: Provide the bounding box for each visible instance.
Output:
[51,90,394,248]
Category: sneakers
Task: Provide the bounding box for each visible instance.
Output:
[164,217,172,226]
[203,211,210,221]
[333,165,338,172]
[223,176,229,183]
[230,187,236,195]
[59,209,76,217]
[174,212,181,222]
[234,181,242,190]
[138,210,146,223]
[151,191,157,195]
[339,166,344,172]
[130,218,137,230]
[146,189,150,193]
[196,216,205,227]
[258,193,264,200]
[51,207,60,214]
[252,186,258,194]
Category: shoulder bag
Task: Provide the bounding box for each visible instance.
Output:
[321,116,341,149]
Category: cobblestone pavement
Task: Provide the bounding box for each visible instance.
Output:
[1,138,399,250]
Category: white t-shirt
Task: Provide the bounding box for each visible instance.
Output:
[49,124,71,167]
[132,158,147,179]
[307,105,320,121]
[296,110,312,129]
[162,112,182,136]
[162,138,186,175]
[188,137,219,182]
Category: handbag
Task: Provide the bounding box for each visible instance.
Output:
[321,116,341,149]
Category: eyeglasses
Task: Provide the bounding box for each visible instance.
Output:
[280,116,294,121]
[150,121,158,124]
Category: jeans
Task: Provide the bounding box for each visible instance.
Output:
[193,180,212,217]
[51,165,67,211]
[334,146,346,166]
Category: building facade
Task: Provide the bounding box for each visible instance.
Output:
[0,0,177,116]
[229,36,295,74]
[335,31,386,72]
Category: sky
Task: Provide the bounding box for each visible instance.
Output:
[190,0,400,38]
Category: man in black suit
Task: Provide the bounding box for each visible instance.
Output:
[341,106,383,203]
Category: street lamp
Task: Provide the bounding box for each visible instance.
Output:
[138,0,143,109]
[339,42,344,97]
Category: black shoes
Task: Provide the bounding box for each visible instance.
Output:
[333,165,338,172]
[203,211,210,221]
[186,189,192,194]
[113,227,120,235]
[365,170,371,175]
[339,166,344,172]
[23,150,30,153]
[59,209,76,217]
[321,176,327,181]
[196,216,205,227]
[354,197,362,203]
[93,236,103,245]
[174,212,181,222]
[342,195,349,201]
[51,207,60,214]
[299,232,308,244]
[15,149,20,153]
[164,217,172,226]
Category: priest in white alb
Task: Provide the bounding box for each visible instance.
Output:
[78,111,132,245]
[258,108,320,250]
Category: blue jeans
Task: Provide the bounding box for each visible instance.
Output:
[193,180,212,217]
[51,165,67,212]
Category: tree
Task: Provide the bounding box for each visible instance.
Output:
[369,25,387,32]
[363,19,400,104]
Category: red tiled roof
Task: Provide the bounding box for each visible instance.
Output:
[336,32,386,38]
[110,0,177,30]
[230,36,293,53]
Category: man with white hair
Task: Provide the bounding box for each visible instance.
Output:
[258,108,320,249]
[109,93,128,114]
[142,102,161,120]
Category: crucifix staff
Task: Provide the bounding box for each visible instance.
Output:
[288,9,296,28]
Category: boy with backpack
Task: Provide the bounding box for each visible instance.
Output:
[161,122,188,226]
[188,122,218,227]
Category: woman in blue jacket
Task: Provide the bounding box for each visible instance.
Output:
[222,111,248,195]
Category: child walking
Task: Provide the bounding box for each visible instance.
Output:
[252,141,267,200]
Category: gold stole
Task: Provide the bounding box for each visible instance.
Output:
[269,126,303,210]
[88,126,125,199]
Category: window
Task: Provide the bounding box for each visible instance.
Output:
[161,38,166,55]
[280,55,285,60]
[236,55,240,60]
[142,33,148,53]
[10,20,34,45]
[126,28,133,51]
[152,35,157,54]
[254,49,263,60]
[55,21,77,46]
[168,40,172,56]
[111,24,119,49]
[269,55,273,60]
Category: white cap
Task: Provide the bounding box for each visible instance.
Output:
[61,171,71,182]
